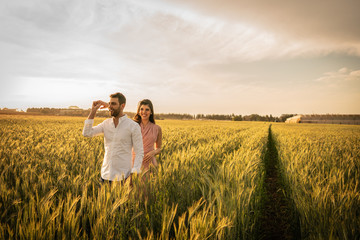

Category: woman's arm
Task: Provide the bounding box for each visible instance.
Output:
[143,126,162,165]
[153,126,162,155]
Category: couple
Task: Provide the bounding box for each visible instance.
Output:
[82,92,162,184]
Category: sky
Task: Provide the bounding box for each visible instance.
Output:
[0,0,359,116]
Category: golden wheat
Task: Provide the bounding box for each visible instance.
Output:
[272,123,360,240]
[0,115,269,239]
[3,116,357,239]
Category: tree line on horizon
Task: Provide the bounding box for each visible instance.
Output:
[3,107,295,122]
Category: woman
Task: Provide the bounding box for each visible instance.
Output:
[132,99,162,174]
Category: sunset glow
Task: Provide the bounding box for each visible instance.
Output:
[1,0,359,115]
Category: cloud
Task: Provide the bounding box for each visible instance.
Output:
[167,0,360,45]
[0,0,129,86]
[316,68,360,83]
[106,0,360,73]
[2,0,358,87]
[1,0,360,115]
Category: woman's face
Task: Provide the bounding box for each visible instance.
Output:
[139,104,151,121]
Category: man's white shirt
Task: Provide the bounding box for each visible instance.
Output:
[83,115,144,181]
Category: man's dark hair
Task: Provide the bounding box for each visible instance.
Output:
[110,92,126,105]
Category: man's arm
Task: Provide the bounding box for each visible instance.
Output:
[82,119,105,137]
[131,124,144,173]
[88,100,108,119]
[82,100,108,137]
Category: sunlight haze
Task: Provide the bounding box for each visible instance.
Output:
[1,0,359,116]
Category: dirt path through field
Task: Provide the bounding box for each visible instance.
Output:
[258,125,300,239]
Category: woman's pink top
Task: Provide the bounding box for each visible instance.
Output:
[132,122,161,171]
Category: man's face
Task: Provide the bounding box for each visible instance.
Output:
[109,98,122,117]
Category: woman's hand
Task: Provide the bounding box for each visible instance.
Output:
[143,151,155,164]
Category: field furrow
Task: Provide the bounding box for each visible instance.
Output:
[272,123,360,240]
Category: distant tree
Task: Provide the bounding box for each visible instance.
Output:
[23,107,283,122]
[269,114,275,122]
[157,113,193,120]
[196,114,205,119]
[232,115,242,121]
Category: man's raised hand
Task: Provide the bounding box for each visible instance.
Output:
[92,100,109,111]
[99,101,109,109]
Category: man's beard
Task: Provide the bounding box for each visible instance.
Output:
[110,108,120,117]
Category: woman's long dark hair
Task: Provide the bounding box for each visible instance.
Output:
[133,99,155,124]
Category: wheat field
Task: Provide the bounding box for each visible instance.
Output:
[0,115,359,239]
[0,116,269,239]
[271,123,360,239]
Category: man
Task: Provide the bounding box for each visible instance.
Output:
[83,92,144,183]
